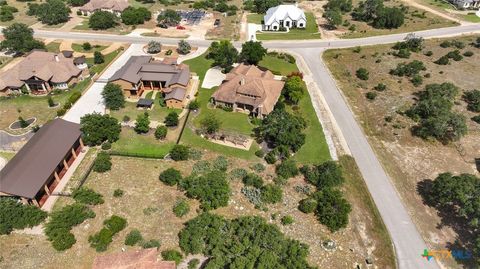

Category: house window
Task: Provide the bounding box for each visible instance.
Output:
[299,23,303,27]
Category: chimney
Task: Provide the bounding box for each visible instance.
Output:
[240,77,245,85]
[54,54,59,62]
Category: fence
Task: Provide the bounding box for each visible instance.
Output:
[176,109,191,144]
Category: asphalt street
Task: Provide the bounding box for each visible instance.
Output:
[18,24,480,269]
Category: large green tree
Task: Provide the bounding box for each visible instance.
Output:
[312,189,351,232]
[121,7,151,25]
[239,41,267,65]
[102,83,125,110]
[181,170,230,210]
[80,113,121,146]
[36,0,70,25]
[252,0,282,13]
[283,76,306,104]
[207,40,239,72]
[0,23,45,54]
[89,11,117,30]
[157,9,181,27]
[323,9,343,28]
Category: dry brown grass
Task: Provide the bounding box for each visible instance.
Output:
[324,35,480,268]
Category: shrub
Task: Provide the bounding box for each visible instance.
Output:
[83,42,91,50]
[275,159,299,179]
[200,114,221,134]
[170,145,189,161]
[411,74,423,87]
[355,68,369,80]
[177,40,191,55]
[446,50,463,61]
[173,199,190,217]
[260,184,283,204]
[57,108,67,116]
[365,91,377,100]
[212,156,228,172]
[101,141,111,150]
[298,198,317,213]
[161,249,183,265]
[147,40,162,54]
[463,51,474,57]
[264,151,277,164]
[102,83,125,110]
[472,115,480,124]
[242,173,264,188]
[188,259,200,269]
[159,168,182,186]
[93,152,112,173]
[89,11,117,30]
[51,229,77,251]
[134,112,150,134]
[113,189,124,197]
[424,50,433,56]
[48,96,55,107]
[463,89,480,112]
[141,239,160,249]
[280,215,294,225]
[434,55,449,65]
[125,229,142,246]
[0,198,47,235]
[394,48,411,58]
[312,189,351,232]
[188,99,199,110]
[255,149,265,158]
[154,125,168,140]
[302,161,345,189]
[182,170,230,210]
[241,186,263,208]
[374,83,387,92]
[89,215,127,252]
[230,168,247,180]
[94,51,104,64]
[192,160,211,175]
[250,163,265,173]
[164,111,179,126]
[72,187,104,205]
[389,60,426,77]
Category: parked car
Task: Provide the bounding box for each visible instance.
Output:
[176,25,186,30]
[214,19,220,27]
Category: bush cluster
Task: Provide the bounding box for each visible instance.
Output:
[173,199,190,217]
[159,168,182,186]
[72,187,104,205]
[93,152,112,173]
[124,229,143,246]
[0,198,47,235]
[161,249,183,265]
[89,215,127,252]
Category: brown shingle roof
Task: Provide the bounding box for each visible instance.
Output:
[0,119,81,199]
[212,64,284,115]
[92,248,176,269]
[0,51,82,91]
[80,0,129,12]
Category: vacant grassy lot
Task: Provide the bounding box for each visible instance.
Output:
[417,0,480,22]
[0,79,91,133]
[324,35,480,268]
[258,54,299,76]
[255,13,321,40]
[111,127,176,156]
[0,0,38,26]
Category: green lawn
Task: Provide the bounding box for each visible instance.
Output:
[291,91,331,164]
[247,13,264,24]
[45,42,61,53]
[111,127,175,156]
[87,49,122,74]
[0,151,15,160]
[258,54,299,76]
[463,13,480,23]
[71,43,108,53]
[110,101,181,123]
[256,13,320,41]
[182,53,214,81]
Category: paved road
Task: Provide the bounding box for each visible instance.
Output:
[28,24,480,269]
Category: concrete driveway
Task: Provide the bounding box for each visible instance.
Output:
[63,44,147,123]
[201,67,225,89]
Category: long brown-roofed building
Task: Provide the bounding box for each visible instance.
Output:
[79,0,129,16]
[0,50,84,96]
[0,119,84,207]
[109,56,191,109]
[211,63,285,118]
[92,248,176,269]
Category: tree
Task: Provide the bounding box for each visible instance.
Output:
[69,0,88,7]
[121,7,151,25]
[159,168,182,186]
[256,108,307,152]
[102,83,125,110]
[323,9,342,28]
[157,9,181,27]
[312,189,351,232]
[373,7,404,29]
[298,198,317,213]
[239,41,267,65]
[325,0,352,13]
[253,0,282,13]
[283,75,305,104]
[0,6,14,22]
[154,125,167,139]
[200,114,221,134]
[134,112,150,134]
[147,40,162,54]
[276,158,299,179]
[0,23,45,54]
[162,250,183,265]
[89,11,117,30]
[80,113,121,146]
[177,40,191,55]
[242,173,264,188]
[170,145,189,161]
[94,51,104,64]
[36,0,70,25]
[83,42,92,51]
[182,170,230,210]
[393,33,424,53]
[0,198,47,235]
[93,152,112,172]
[125,229,143,246]
[187,99,199,110]
[352,0,384,22]
[164,111,179,127]
[207,40,239,72]
[356,68,369,80]
[302,161,344,189]
[463,89,480,112]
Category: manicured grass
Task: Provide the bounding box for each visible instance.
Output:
[291,90,331,164]
[110,101,181,123]
[0,78,91,132]
[87,49,122,75]
[258,54,299,76]
[111,127,175,156]
[182,53,214,81]
[247,13,263,24]
[0,151,15,160]
[145,91,154,99]
[463,13,480,23]
[45,42,61,53]
[192,88,254,135]
[71,43,108,53]
[256,13,320,41]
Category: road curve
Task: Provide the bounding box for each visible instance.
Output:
[296,47,439,269]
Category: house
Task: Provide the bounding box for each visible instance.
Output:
[109,56,191,109]
[0,119,84,207]
[449,0,480,8]
[79,0,129,17]
[211,64,285,118]
[92,248,176,269]
[263,4,307,31]
[0,50,84,96]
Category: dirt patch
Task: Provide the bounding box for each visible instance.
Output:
[323,35,480,268]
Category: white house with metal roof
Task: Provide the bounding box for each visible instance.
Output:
[263,4,306,31]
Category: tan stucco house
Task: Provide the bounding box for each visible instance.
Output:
[108,56,191,109]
